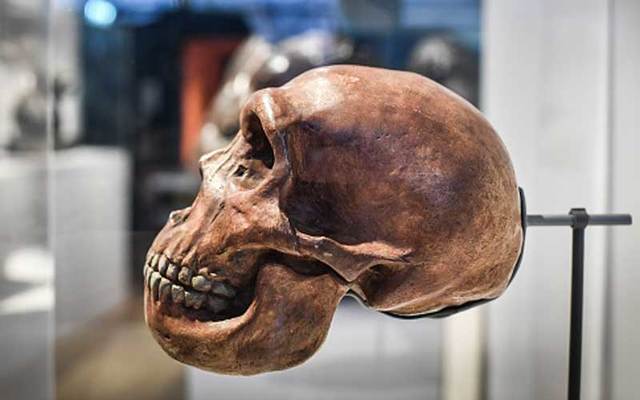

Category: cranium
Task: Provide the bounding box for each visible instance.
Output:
[144,65,523,375]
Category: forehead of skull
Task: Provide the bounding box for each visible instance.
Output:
[199,147,225,167]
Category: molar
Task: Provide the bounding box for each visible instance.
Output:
[192,275,212,292]
[210,282,236,298]
[178,267,193,286]
[197,267,214,276]
[171,285,185,304]
[185,291,206,309]
[207,296,228,313]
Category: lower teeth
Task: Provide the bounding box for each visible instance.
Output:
[145,265,231,313]
[207,297,228,313]
[171,285,185,303]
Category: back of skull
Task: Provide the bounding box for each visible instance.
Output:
[268,66,523,315]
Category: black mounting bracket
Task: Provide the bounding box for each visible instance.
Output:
[382,187,632,400]
[527,206,631,400]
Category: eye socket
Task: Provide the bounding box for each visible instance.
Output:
[245,113,275,169]
[233,165,248,177]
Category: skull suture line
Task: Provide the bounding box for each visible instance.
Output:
[144,65,523,375]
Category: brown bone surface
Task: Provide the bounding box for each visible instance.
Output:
[144,65,523,375]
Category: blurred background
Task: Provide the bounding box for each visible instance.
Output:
[0,0,638,399]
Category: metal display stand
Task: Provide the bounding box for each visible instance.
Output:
[380,189,633,400]
[526,209,632,400]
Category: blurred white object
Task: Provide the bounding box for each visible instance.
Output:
[3,246,53,284]
[53,146,131,337]
[0,246,53,316]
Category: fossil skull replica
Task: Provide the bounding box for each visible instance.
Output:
[144,65,523,375]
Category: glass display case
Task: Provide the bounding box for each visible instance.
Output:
[1,1,639,400]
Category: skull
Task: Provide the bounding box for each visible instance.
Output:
[144,65,523,375]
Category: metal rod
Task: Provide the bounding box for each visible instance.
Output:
[527,208,632,400]
[526,213,632,226]
[568,217,586,400]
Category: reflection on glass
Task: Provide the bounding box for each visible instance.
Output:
[2,1,483,399]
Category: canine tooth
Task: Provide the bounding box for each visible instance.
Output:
[171,285,185,304]
[166,264,179,280]
[211,282,236,298]
[159,277,171,300]
[150,272,161,299]
[192,276,212,292]
[185,291,205,309]
[158,255,169,274]
[178,268,193,285]
[150,254,160,269]
[207,296,228,313]
[145,252,153,265]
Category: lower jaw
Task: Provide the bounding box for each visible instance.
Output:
[144,278,257,345]
[144,262,349,375]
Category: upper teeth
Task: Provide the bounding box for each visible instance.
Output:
[158,255,169,274]
[166,264,179,280]
[178,267,193,285]
[192,275,212,292]
[144,252,237,313]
